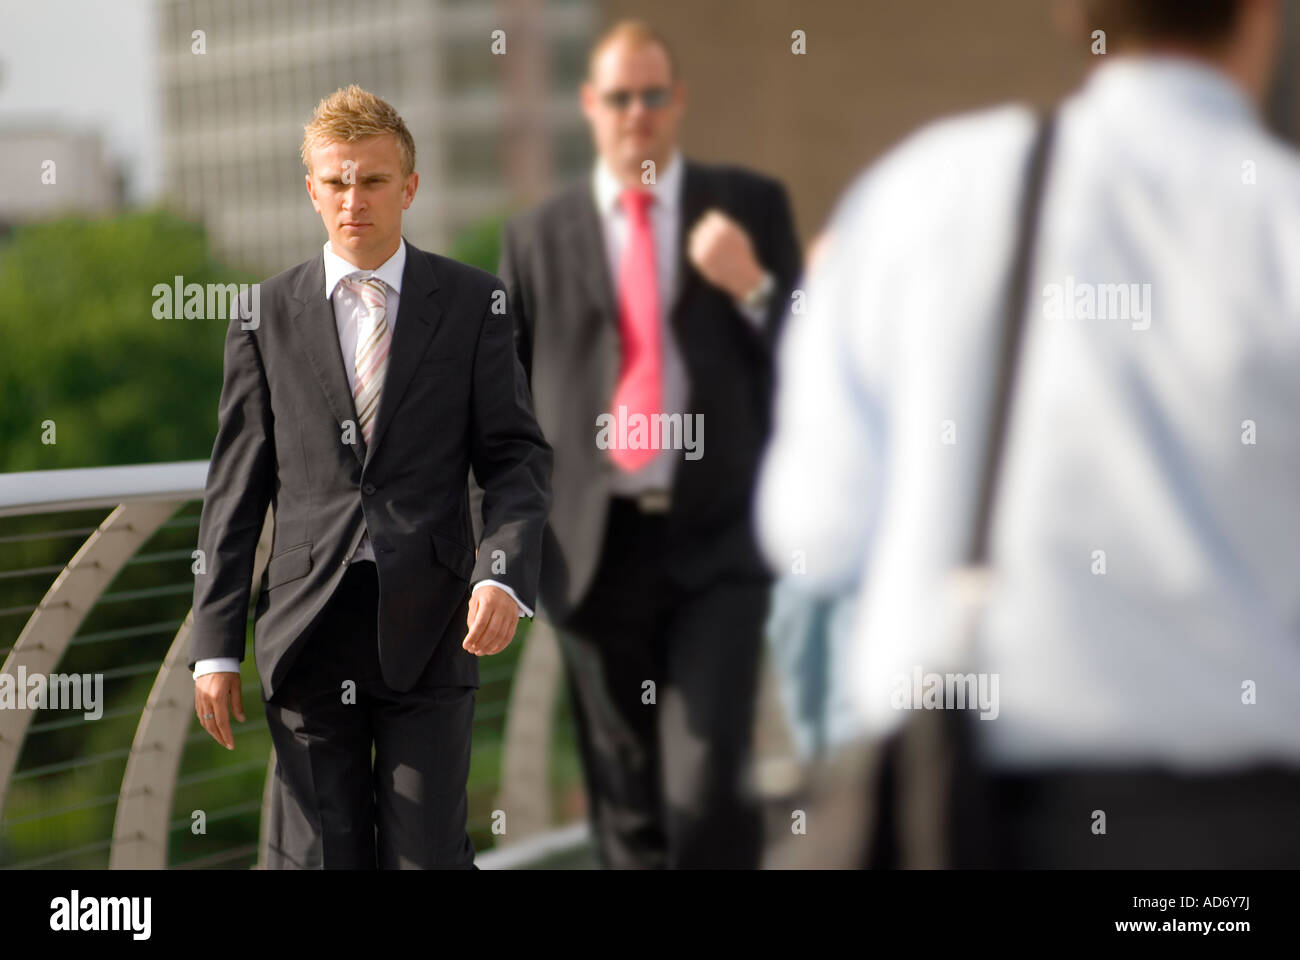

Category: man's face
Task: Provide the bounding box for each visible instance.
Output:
[581,40,684,180]
[305,134,417,267]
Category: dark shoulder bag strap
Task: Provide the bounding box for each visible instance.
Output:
[894,108,1060,869]
[968,108,1059,566]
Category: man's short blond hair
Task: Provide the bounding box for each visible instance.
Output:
[301,85,416,178]
[587,20,678,83]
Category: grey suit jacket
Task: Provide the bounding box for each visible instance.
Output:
[189,239,552,699]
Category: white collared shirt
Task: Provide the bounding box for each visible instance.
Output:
[193,238,526,680]
[758,56,1300,770]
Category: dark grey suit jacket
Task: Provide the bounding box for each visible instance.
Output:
[493,161,800,625]
[189,239,552,700]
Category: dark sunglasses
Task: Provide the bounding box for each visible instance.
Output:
[600,86,672,111]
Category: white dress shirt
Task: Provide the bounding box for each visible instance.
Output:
[757,56,1300,771]
[193,238,527,680]
[593,150,767,494]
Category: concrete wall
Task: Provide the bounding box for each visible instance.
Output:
[598,0,1299,248]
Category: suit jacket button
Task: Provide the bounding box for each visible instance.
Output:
[362,482,376,495]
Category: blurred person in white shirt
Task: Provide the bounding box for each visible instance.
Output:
[757,0,1300,867]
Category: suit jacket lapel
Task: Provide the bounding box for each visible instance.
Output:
[289,240,442,471]
[567,184,618,327]
[565,185,621,406]
[291,253,366,467]
[364,240,441,468]
[671,161,708,324]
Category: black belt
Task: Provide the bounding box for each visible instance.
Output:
[613,490,672,514]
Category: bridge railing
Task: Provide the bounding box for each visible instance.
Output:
[0,461,589,869]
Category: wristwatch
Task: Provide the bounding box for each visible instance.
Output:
[741,270,775,311]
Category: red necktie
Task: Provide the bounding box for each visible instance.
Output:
[610,187,661,471]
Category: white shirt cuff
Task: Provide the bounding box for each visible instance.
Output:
[194,657,240,679]
[735,296,767,329]
[472,579,533,618]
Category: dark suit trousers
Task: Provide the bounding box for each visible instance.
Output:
[557,498,768,869]
[263,560,476,869]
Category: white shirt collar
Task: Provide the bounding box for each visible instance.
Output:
[323,236,407,300]
[592,148,685,215]
[1083,54,1257,126]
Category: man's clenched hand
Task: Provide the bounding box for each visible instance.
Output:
[688,208,765,301]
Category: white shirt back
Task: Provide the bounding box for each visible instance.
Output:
[758,56,1300,770]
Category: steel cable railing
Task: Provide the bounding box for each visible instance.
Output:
[0,462,588,869]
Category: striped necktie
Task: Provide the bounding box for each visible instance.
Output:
[341,275,391,445]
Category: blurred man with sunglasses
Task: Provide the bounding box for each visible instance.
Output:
[488,20,800,868]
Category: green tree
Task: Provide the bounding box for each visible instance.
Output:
[0,210,256,472]
[447,212,507,276]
